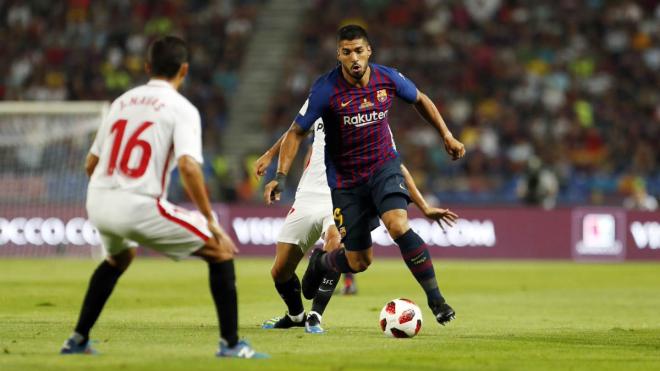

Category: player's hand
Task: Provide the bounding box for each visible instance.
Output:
[254,151,273,178]
[263,172,286,205]
[422,206,458,231]
[208,220,239,254]
[263,180,282,205]
[443,135,465,160]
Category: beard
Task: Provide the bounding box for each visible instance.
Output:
[345,63,365,80]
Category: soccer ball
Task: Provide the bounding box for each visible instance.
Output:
[379,298,423,338]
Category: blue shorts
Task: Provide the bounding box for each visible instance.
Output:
[331,157,411,251]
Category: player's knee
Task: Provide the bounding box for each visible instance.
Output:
[270,264,293,282]
[352,261,370,272]
[211,248,234,263]
[108,249,135,272]
[349,255,372,272]
[323,235,342,252]
[198,242,233,263]
[322,226,342,252]
[384,219,409,240]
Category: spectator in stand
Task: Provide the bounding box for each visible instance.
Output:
[1,0,263,202]
[1,0,258,141]
[517,156,559,210]
[623,177,658,211]
[4,0,659,206]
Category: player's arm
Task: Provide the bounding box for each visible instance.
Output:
[254,132,286,177]
[263,122,308,205]
[388,67,464,161]
[255,130,313,178]
[173,102,236,250]
[86,102,116,177]
[178,155,215,222]
[412,90,465,161]
[85,153,99,177]
[263,79,326,203]
[401,164,458,230]
[177,155,237,251]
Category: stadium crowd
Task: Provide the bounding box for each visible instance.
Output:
[1,0,262,149]
[1,0,658,207]
[266,0,659,206]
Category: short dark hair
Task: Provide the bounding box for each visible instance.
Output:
[147,36,189,78]
[337,25,369,44]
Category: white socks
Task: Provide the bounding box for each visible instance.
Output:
[308,311,322,323]
[287,311,305,323]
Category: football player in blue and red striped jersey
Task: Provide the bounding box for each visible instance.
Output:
[264,25,465,325]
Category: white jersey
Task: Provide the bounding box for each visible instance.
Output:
[279,119,333,250]
[296,119,331,196]
[88,79,202,199]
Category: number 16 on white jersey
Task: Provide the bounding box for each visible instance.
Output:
[88,79,203,199]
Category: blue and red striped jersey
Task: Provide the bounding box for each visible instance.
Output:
[294,63,418,189]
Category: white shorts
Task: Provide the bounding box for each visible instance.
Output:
[277,193,334,253]
[86,189,211,260]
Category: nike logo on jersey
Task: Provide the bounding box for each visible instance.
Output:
[340,99,353,108]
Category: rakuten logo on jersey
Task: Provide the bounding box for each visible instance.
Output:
[343,110,388,127]
[0,217,100,246]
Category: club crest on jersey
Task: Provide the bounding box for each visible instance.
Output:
[359,98,374,109]
[377,89,387,103]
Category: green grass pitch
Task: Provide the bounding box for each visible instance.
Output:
[1,258,659,371]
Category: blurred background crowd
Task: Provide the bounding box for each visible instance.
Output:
[1,0,658,209]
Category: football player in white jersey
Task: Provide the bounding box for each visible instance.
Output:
[255,117,457,334]
[60,36,267,359]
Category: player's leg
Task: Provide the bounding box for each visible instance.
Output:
[150,198,266,358]
[306,223,341,333]
[370,158,455,325]
[193,237,267,358]
[380,203,455,325]
[303,237,372,307]
[261,242,306,329]
[302,186,376,296]
[263,202,326,328]
[193,240,241,348]
[365,158,455,324]
[61,235,136,354]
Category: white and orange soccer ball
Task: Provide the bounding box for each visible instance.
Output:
[379,298,423,338]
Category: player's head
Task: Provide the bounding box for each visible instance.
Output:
[146,36,189,88]
[336,25,372,81]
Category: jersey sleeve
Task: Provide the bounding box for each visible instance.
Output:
[173,102,204,164]
[89,102,117,156]
[384,67,418,104]
[294,78,329,131]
